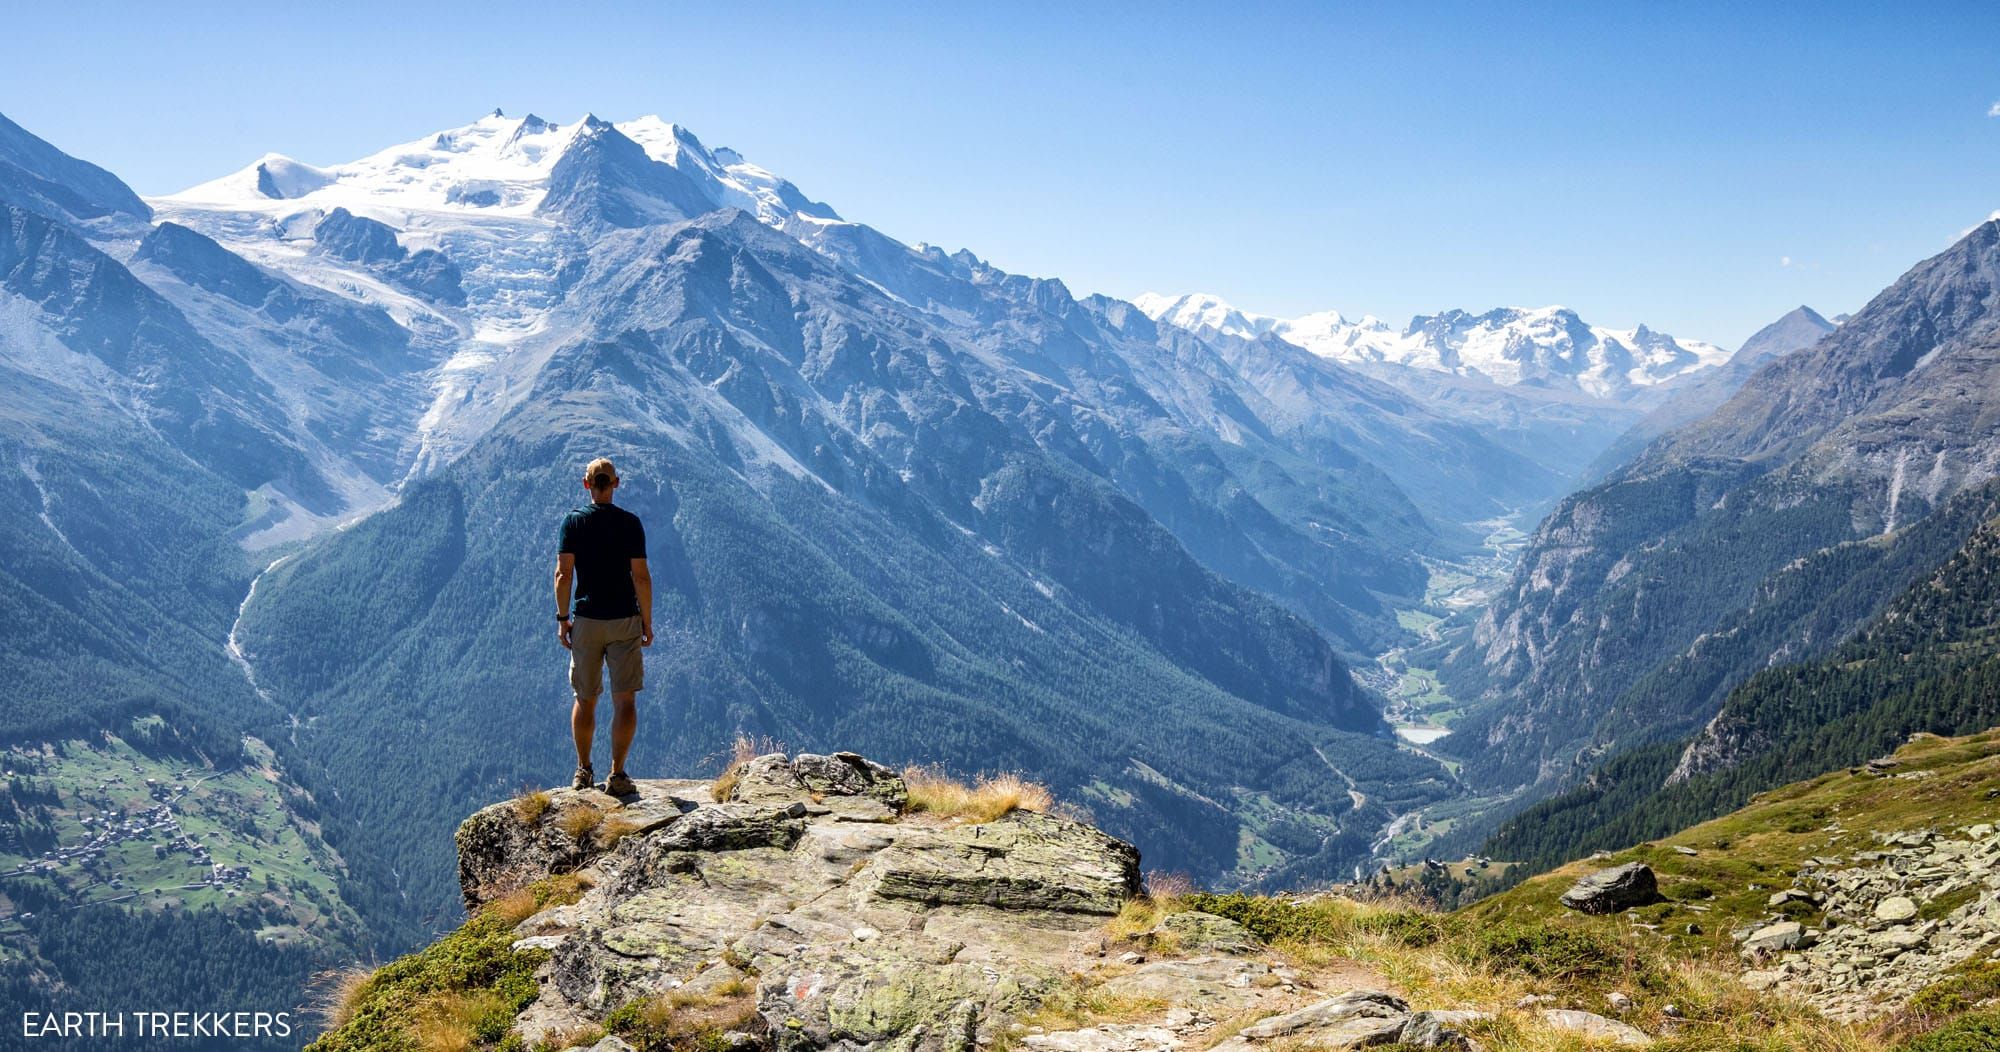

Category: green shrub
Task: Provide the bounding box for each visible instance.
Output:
[1908,961,2000,1019]
[1353,910,1447,947]
[1460,923,1624,982]
[1899,1009,2000,1052]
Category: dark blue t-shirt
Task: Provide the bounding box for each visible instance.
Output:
[558,502,646,620]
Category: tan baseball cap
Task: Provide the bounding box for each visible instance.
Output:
[584,457,618,488]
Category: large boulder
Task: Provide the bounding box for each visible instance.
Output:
[793,752,910,812]
[1558,862,1661,915]
[725,751,910,821]
[866,810,1141,915]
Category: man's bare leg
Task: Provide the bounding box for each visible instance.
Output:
[609,692,638,776]
[571,695,598,768]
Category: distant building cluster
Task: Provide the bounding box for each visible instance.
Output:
[0,789,257,904]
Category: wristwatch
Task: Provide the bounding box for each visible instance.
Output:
[556,614,571,622]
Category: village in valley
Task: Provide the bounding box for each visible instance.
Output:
[0,718,359,956]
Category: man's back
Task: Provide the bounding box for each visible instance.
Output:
[558,502,646,620]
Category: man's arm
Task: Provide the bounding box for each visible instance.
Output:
[555,553,576,649]
[631,558,653,646]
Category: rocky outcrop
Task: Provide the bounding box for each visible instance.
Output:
[1559,862,1661,915]
[457,753,1159,1049]
[1738,824,2000,1021]
[436,751,1654,1052]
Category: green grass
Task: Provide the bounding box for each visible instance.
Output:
[1393,667,1455,711]
[1906,961,2000,1019]
[1463,728,2000,958]
[1179,892,1446,949]
[1395,609,1444,635]
[307,875,590,1052]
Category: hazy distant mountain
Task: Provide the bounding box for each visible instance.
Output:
[1134,292,1733,490]
[1135,292,1729,402]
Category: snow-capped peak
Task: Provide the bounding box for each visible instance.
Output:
[1131,291,1284,341]
[156,111,838,226]
[1135,292,1727,400]
[164,111,589,215]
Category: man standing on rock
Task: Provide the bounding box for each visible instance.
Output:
[555,457,652,796]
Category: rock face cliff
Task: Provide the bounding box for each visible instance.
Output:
[1442,222,2000,790]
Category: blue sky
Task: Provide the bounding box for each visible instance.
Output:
[5,2,1997,344]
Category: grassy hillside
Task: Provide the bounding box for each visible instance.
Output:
[1466,729,2000,946]
[1186,729,2000,1050]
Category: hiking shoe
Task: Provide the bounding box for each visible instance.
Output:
[604,771,637,797]
[571,764,594,791]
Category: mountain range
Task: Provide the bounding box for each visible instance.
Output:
[1133,292,1729,403]
[1,107,1657,1028]
[10,97,1993,1051]
[1132,291,1768,494]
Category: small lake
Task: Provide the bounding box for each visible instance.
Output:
[1394,725,1451,744]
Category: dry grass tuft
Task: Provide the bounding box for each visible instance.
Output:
[607,987,762,1047]
[409,989,509,1052]
[482,885,542,927]
[1146,871,1196,901]
[903,766,1053,822]
[559,803,605,842]
[308,964,376,1030]
[411,1013,473,1052]
[1105,881,1194,951]
[711,732,782,802]
[482,872,592,926]
[1017,972,1167,1032]
[595,815,648,848]
[512,786,552,825]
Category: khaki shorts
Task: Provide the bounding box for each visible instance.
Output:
[570,615,644,698]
